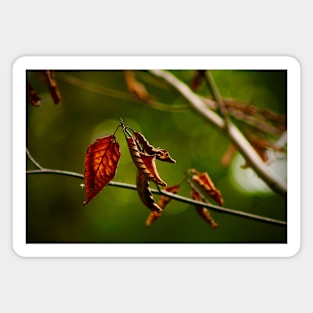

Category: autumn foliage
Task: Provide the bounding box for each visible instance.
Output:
[26,70,287,241]
[83,135,120,205]
[145,184,180,227]
[190,169,224,206]
[82,120,223,228]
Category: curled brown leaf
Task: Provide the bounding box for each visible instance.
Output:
[157,184,180,209]
[124,70,152,102]
[191,187,218,228]
[126,136,167,186]
[145,211,162,227]
[221,143,237,167]
[140,153,167,186]
[145,184,180,227]
[136,170,162,213]
[134,131,176,164]
[190,169,224,206]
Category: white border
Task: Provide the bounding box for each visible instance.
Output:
[13,56,300,257]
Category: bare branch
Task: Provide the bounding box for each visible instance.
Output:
[149,70,287,197]
[26,167,286,226]
[59,73,188,113]
[26,148,43,170]
[274,131,288,150]
[204,71,231,127]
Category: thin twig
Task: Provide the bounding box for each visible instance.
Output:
[149,70,287,197]
[204,71,231,127]
[27,169,83,179]
[59,73,189,112]
[26,148,43,169]
[26,168,286,226]
[274,131,287,150]
[200,97,285,136]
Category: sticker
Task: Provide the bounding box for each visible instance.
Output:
[13,56,300,257]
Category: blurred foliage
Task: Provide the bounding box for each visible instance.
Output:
[26,70,287,243]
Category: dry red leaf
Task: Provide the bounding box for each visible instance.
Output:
[83,134,120,205]
[191,169,224,206]
[134,131,176,163]
[136,170,162,213]
[196,207,219,228]
[145,211,162,227]
[124,70,152,102]
[145,184,180,227]
[126,136,167,186]
[140,153,167,186]
[191,187,218,228]
[157,184,180,208]
[221,143,237,167]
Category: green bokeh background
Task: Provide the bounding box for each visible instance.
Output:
[26,70,287,243]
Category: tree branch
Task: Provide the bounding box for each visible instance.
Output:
[26,166,286,226]
[148,70,287,197]
[204,70,231,127]
[26,148,43,169]
[59,73,188,113]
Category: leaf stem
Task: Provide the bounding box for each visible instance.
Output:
[113,123,121,137]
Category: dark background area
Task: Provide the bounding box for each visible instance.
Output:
[26,70,287,243]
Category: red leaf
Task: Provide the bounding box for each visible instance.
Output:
[191,169,224,206]
[145,211,161,227]
[157,184,180,209]
[134,131,176,163]
[124,70,152,102]
[196,207,219,228]
[145,184,180,227]
[126,136,167,186]
[136,170,162,213]
[83,135,120,205]
[140,153,167,186]
[191,188,218,228]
